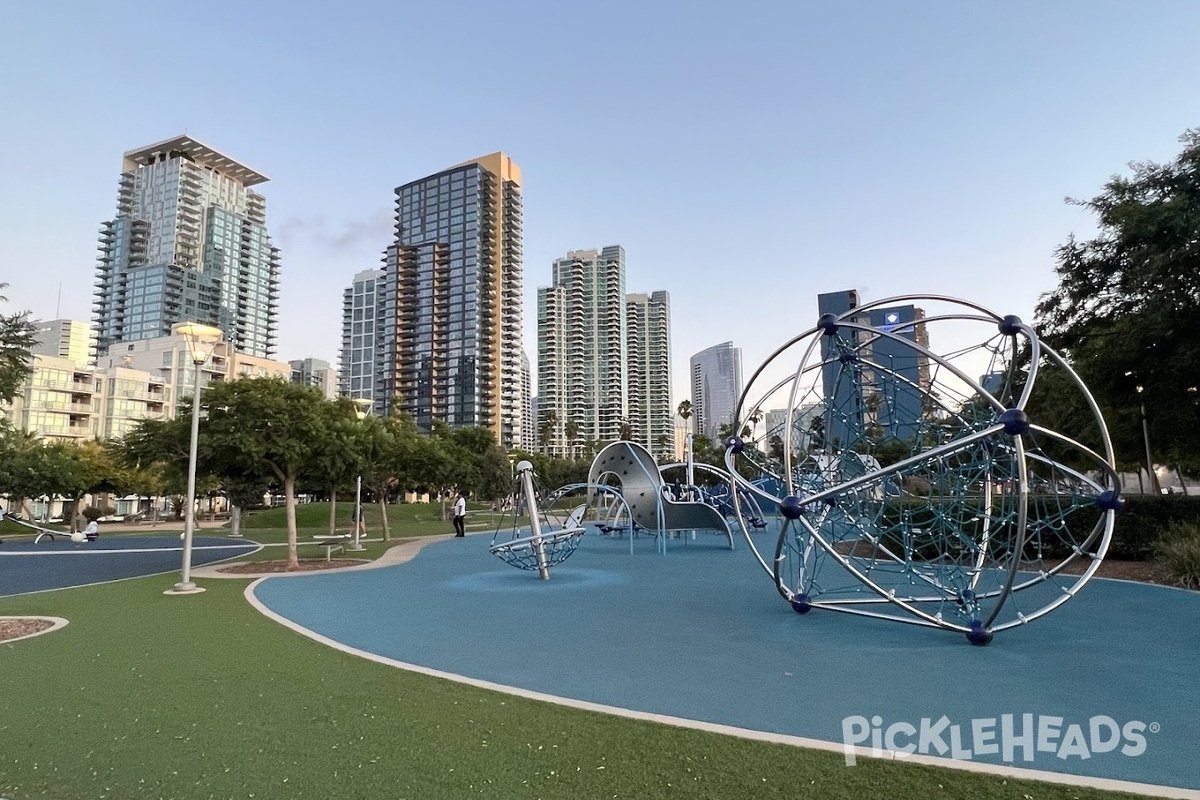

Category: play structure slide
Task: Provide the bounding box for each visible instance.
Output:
[588,442,731,538]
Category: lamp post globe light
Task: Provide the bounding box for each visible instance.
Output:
[165,322,224,596]
[349,397,372,552]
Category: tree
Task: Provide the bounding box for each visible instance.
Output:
[199,379,333,569]
[563,420,580,460]
[1036,129,1200,473]
[0,283,36,403]
[304,399,370,536]
[677,400,692,429]
[540,409,558,455]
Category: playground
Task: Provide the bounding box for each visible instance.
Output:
[3,297,1198,798]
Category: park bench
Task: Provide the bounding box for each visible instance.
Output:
[311,534,351,562]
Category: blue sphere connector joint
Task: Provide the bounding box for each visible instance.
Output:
[998,315,1023,336]
[966,620,993,646]
[1000,408,1031,436]
[1097,490,1126,512]
[790,593,813,614]
[817,313,840,336]
[780,495,806,520]
[726,435,745,454]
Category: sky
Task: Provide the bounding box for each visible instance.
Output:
[1,0,1198,408]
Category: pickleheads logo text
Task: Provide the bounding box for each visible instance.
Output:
[841,714,1156,766]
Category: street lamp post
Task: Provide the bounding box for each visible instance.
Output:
[165,322,224,596]
[1136,385,1161,496]
[349,398,372,552]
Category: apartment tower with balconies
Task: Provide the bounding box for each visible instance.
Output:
[379,153,523,448]
[536,246,627,456]
[93,135,280,359]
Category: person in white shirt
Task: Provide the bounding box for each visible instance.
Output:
[452,494,466,537]
[83,520,100,541]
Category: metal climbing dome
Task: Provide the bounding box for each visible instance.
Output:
[723,295,1123,644]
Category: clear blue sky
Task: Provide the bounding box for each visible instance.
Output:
[2,0,1197,406]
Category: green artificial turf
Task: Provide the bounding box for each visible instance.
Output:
[0,577,1146,800]
[239,501,506,540]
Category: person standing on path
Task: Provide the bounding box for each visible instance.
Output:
[453,493,466,537]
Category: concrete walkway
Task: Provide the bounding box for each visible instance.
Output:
[189,534,455,579]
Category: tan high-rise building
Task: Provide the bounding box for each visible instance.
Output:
[379,153,523,449]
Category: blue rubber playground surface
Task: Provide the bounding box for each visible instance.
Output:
[0,535,259,596]
[253,531,1200,793]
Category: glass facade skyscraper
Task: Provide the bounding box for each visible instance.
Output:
[689,341,743,441]
[816,290,930,446]
[93,136,279,358]
[379,153,523,448]
[339,269,384,403]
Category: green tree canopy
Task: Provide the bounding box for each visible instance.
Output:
[1036,129,1200,473]
[0,283,36,403]
[199,378,336,568]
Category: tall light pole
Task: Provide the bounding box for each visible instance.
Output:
[1136,385,1161,495]
[165,322,224,596]
[349,397,372,552]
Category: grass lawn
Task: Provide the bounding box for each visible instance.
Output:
[239,500,510,540]
[0,549,1149,799]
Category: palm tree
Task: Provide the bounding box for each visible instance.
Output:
[656,433,673,461]
[564,420,580,460]
[540,409,559,455]
[748,407,764,438]
[618,420,633,441]
[677,399,693,427]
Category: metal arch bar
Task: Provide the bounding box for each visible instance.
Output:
[983,433,1030,629]
[845,294,1005,322]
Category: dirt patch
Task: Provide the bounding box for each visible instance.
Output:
[216,559,371,574]
[1048,558,1173,585]
[829,541,1178,587]
[0,618,56,643]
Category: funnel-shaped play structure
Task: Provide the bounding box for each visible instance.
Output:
[588,441,732,550]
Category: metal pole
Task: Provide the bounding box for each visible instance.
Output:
[1140,400,1161,495]
[519,465,550,580]
[349,475,365,551]
[172,360,204,593]
[686,431,695,500]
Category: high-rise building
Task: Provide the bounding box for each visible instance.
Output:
[865,304,931,442]
[689,341,742,442]
[537,246,627,456]
[93,135,280,359]
[520,350,534,452]
[339,269,385,403]
[626,290,672,460]
[30,319,97,368]
[816,290,930,446]
[379,153,523,448]
[289,357,339,399]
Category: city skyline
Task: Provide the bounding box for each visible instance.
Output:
[4,1,1200,408]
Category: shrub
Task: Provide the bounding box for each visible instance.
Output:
[1154,521,1200,589]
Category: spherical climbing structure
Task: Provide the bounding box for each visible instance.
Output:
[725,295,1123,644]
